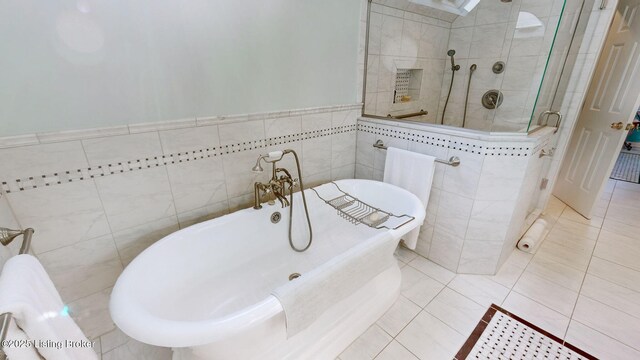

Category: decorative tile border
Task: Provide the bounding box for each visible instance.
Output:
[0,124,356,194]
[357,123,533,157]
[0,103,362,149]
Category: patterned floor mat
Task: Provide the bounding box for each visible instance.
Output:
[610,151,640,183]
[455,304,595,360]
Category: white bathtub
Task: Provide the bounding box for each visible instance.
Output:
[110,179,425,360]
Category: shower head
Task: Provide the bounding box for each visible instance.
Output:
[447,49,460,71]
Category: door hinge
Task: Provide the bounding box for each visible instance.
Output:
[540,178,549,190]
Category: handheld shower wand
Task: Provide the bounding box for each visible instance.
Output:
[441,49,460,124]
[447,49,461,71]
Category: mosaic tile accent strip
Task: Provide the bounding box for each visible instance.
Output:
[455,304,596,360]
[610,151,640,184]
[357,123,533,157]
[0,124,356,194]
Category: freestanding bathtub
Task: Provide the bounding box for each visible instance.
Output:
[110,179,425,360]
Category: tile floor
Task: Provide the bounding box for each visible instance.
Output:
[338,179,640,360]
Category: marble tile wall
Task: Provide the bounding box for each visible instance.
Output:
[365,0,566,133]
[0,103,360,341]
[364,3,453,122]
[442,0,566,132]
[0,195,21,268]
[356,118,553,275]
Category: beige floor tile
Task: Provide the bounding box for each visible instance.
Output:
[376,295,422,337]
[340,324,393,360]
[559,206,604,228]
[593,230,640,271]
[396,311,465,360]
[525,256,586,292]
[565,320,640,360]
[588,256,640,293]
[447,275,509,308]
[400,266,445,307]
[374,341,419,360]
[407,256,456,285]
[501,291,570,339]
[573,295,640,351]
[425,288,486,336]
[513,271,579,316]
[581,274,640,317]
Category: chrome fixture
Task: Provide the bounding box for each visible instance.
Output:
[539,148,556,158]
[289,273,301,281]
[463,64,477,128]
[538,110,563,133]
[492,61,506,74]
[270,212,282,224]
[373,140,461,167]
[0,227,33,255]
[252,149,313,252]
[0,227,34,360]
[481,90,504,109]
[441,49,461,124]
[447,49,461,72]
[386,110,428,119]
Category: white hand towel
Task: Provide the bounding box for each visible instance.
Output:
[0,255,99,360]
[272,232,396,337]
[383,147,436,249]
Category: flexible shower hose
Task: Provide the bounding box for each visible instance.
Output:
[441,71,456,125]
[463,64,477,128]
[286,150,313,252]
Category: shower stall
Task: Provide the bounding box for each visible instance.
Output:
[362,0,591,134]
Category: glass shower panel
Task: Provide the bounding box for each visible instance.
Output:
[527,0,593,132]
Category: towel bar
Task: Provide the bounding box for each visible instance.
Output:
[373,140,461,167]
[0,227,34,360]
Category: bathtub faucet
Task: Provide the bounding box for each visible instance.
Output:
[251,149,314,252]
[251,150,297,210]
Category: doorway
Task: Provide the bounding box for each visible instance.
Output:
[610,110,640,183]
[554,0,640,218]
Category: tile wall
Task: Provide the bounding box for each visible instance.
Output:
[0,195,21,267]
[355,118,554,274]
[364,0,566,132]
[443,0,565,131]
[365,3,453,122]
[0,104,359,344]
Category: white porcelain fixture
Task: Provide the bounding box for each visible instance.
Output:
[110,179,425,360]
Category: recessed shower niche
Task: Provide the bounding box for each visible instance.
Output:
[393,68,423,105]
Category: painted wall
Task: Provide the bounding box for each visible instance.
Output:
[0,0,361,136]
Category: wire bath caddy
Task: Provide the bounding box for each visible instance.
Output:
[311,182,415,230]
